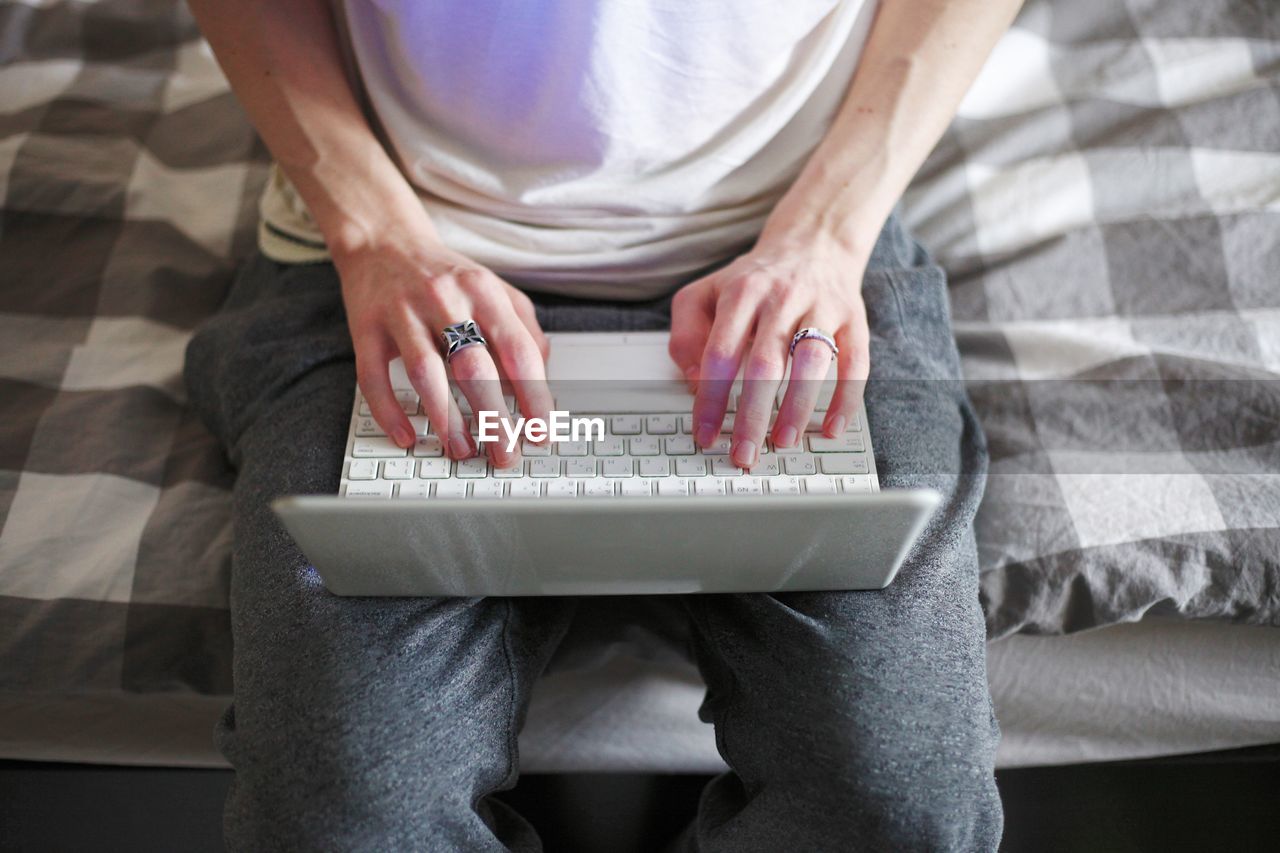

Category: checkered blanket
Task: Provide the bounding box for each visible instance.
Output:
[0,0,1276,714]
[901,0,1280,636]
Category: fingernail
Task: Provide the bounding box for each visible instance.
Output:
[695,422,717,448]
[394,427,413,448]
[450,432,474,458]
[828,416,847,437]
[734,440,757,469]
[776,425,798,448]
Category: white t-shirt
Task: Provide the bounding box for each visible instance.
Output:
[260,0,878,299]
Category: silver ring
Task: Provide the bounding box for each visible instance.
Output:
[790,327,838,360]
[440,319,488,361]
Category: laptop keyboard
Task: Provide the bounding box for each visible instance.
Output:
[340,390,879,499]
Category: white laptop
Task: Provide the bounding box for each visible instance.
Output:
[273,332,939,596]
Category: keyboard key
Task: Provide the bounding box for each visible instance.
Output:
[357,399,372,417]
[545,480,579,498]
[646,414,677,435]
[664,435,696,455]
[412,435,445,457]
[747,455,780,477]
[768,476,802,495]
[657,477,690,497]
[808,433,866,453]
[694,477,727,496]
[629,436,661,456]
[418,458,449,478]
[619,479,652,497]
[731,477,763,496]
[507,480,542,498]
[593,437,626,456]
[397,481,432,499]
[352,438,407,458]
[347,460,378,480]
[712,458,743,477]
[493,462,525,478]
[565,458,597,478]
[471,480,505,499]
[638,457,670,477]
[801,412,830,432]
[675,457,707,477]
[434,480,469,499]
[780,454,817,476]
[602,458,633,478]
[582,478,616,497]
[841,475,875,494]
[522,440,552,457]
[456,457,489,478]
[394,390,419,414]
[700,436,731,455]
[611,415,642,435]
[803,475,838,495]
[529,458,561,478]
[557,441,589,457]
[680,415,695,434]
[382,459,414,480]
[820,454,869,475]
[408,415,430,435]
[355,417,385,437]
[345,482,393,498]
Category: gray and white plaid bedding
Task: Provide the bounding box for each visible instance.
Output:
[0,0,1276,717]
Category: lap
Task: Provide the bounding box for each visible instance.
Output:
[185,212,991,759]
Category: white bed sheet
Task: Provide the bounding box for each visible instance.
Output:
[1,619,1277,771]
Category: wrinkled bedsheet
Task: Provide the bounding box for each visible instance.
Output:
[902,0,1280,636]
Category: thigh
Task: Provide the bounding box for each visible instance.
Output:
[185,256,577,850]
[678,214,999,851]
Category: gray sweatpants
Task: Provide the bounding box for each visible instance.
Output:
[184,213,1001,852]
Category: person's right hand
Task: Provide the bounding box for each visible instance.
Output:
[333,226,553,469]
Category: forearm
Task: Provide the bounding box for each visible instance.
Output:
[188,0,430,256]
[761,0,1023,258]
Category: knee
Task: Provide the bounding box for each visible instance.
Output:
[218,702,503,851]
[822,728,1003,851]
[732,694,1003,851]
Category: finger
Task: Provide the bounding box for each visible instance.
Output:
[472,290,556,437]
[775,327,838,449]
[354,333,415,448]
[668,281,715,388]
[824,318,871,438]
[391,314,472,460]
[446,336,521,468]
[506,285,551,362]
[731,321,790,469]
[691,282,757,449]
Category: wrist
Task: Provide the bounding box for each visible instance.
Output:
[755,206,876,269]
[325,203,440,266]
[282,155,440,262]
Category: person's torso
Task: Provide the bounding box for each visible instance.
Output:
[260,0,878,299]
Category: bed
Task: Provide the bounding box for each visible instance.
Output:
[1,0,1278,779]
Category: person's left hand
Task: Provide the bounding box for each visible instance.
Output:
[668,237,871,471]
